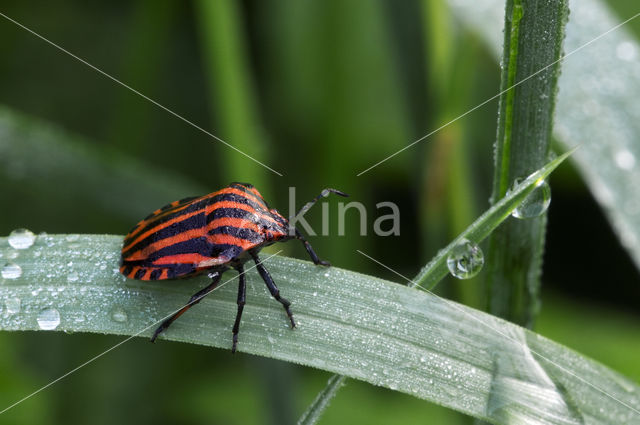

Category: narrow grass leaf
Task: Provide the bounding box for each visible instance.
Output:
[296,375,346,425]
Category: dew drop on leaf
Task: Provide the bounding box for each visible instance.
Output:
[446,239,484,279]
[510,178,551,219]
[8,228,36,250]
[614,148,636,171]
[110,308,128,323]
[616,41,637,61]
[37,308,61,330]
[1,262,22,279]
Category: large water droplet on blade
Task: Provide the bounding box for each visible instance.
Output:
[8,228,36,250]
[447,239,484,279]
[1,262,22,279]
[37,308,61,330]
[510,178,551,219]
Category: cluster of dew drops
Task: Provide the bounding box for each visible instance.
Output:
[2,230,144,333]
[1,229,132,331]
[1,228,61,330]
[445,179,551,280]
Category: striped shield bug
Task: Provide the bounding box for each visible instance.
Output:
[120,182,347,352]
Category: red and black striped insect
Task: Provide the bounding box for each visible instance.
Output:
[120,182,346,352]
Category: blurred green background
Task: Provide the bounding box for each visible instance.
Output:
[0,1,638,424]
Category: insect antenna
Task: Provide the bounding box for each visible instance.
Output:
[295,188,348,217]
[292,188,348,267]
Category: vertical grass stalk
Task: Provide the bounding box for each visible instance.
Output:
[194,0,271,188]
[486,0,569,327]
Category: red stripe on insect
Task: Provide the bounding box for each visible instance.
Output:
[122,208,206,253]
[152,253,216,266]
[125,230,208,261]
[219,186,267,207]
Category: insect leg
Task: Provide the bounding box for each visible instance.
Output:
[251,252,296,329]
[295,228,330,266]
[231,265,247,353]
[150,272,222,342]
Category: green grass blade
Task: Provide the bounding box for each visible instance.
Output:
[296,375,346,425]
[447,0,640,274]
[486,0,569,328]
[194,0,272,185]
[1,230,638,423]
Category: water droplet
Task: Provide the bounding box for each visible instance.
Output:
[65,234,79,242]
[37,308,61,330]
[321,189,330,198]
[110,308,128,323]
[446,239,484,279]
[6,251,19,260]
[67,272,79,282]
[8,228,36,249]
[616,41,637,61]
[510,179,551,219]
[5,298,21,314]
[614,149,636,171]
[1,262,22,279]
